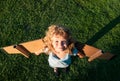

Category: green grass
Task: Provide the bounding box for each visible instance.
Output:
[0,0,120,81]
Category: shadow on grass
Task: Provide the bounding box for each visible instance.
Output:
[87,56,120,81]
[85,16,120,81]
[86,15,120,45]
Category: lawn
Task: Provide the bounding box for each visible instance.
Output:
[0,0,120,81]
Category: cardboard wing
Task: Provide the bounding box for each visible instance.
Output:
[1,39,115,61]
[78,44,114,62]
[1,39,46,58]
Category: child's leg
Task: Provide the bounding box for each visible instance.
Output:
[54,67,59,76]
[62,66,70,73]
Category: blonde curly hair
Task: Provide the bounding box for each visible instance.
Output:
[43,25,74,54]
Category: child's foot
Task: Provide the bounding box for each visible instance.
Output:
[54,68,59,77]
[63,67,69,73]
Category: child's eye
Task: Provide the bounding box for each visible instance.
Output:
[55,41,58,43]
[62,41,67,44]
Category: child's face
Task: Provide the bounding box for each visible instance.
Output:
[51,34,68,53]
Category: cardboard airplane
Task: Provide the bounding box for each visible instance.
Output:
[0,39,114,62]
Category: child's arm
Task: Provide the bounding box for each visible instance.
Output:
[72,47,85,58]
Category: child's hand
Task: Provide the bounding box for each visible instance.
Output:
[77,52,85,58]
